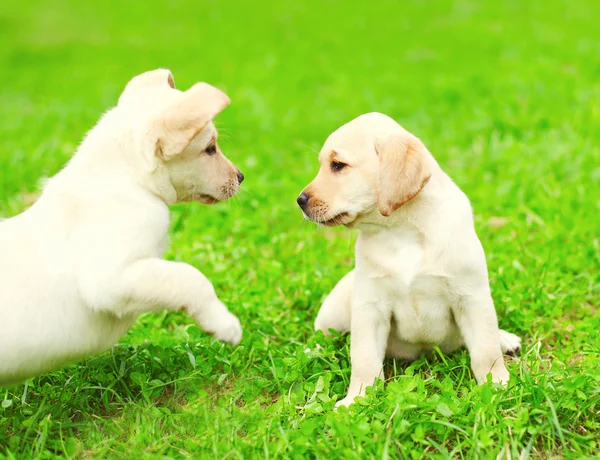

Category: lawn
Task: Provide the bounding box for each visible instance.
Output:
[1,0,599,458]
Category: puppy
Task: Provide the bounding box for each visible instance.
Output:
[0,69,244,386]
[298,113,521,407]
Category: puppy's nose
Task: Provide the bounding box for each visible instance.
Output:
[297,192,309,208]
[237,170,245,184]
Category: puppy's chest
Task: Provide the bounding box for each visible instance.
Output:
[357,231,454,343]
[357,229,428,290]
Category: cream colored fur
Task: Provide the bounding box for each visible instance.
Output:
[0,69,244,385]
[299,112,521,407]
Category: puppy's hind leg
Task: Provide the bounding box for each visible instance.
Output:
[499,329,521,355]
[314,270,354,335]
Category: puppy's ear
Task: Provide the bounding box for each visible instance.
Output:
[154,82,230,160]
[119,69,175,105]
[375,133,432,216]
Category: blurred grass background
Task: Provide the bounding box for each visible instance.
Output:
[1,0,599,458]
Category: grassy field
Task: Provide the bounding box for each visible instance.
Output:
[1,0,599,458]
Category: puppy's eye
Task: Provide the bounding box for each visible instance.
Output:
[205,144,217,155]
[331,161,347,172]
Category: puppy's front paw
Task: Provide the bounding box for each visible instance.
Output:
[334,391,360,409]
[194,302,243,346]
[212,311,243,346]
[474,360,510,385]
[490,364,510,384]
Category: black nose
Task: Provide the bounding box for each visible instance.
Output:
[297,192,309,208]
[237,171,244,184]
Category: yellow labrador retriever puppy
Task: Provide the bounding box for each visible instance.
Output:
[298,113,521,407]
[0,69,243,386]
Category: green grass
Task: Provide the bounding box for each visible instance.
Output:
[1,0,599,457]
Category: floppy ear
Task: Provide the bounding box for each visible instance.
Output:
[119,69,175,105]
[375,133,432,216]
[154,82,230,160]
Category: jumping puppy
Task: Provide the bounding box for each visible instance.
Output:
[297,113,520,407]
[0,69,243,385]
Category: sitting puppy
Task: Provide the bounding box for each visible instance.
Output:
[297,113,521,407]
[0,69,243,386]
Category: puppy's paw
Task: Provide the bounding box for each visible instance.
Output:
[194,303,243,346]
[499,329,522,355]
[334,396,355,409]
[475,361,510,385]
[211,311,243,346]
[490,366,510,384]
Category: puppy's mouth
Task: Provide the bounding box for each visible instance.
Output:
[306,212,354,227]
[194,184,239,205]
[196,194,220,205]
[320,212,351,226]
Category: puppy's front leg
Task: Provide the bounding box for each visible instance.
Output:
[114,259,242,345]
[453,292,508,384]
[336,300,391,408]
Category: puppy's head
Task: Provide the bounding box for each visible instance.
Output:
[297,113,432,227]
[118,69,243,204]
